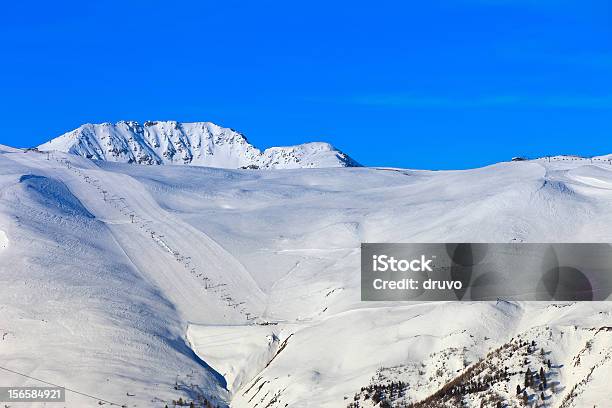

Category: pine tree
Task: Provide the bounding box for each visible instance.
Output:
[547,359,551,369]
[517,384,522,395]
[523,390,528,404]
[543,376,547,389]
[525,368,531,387]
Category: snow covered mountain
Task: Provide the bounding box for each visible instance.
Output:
[38,121,360,169]
[0,147,610,408]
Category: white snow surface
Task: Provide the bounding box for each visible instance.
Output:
[0,148,610,407]
[38,121,360,169]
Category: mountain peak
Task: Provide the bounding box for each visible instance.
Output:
[38,121,359,169]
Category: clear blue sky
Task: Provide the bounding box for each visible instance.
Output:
[1,1,611,169]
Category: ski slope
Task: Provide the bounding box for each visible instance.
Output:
[0,147,610,407]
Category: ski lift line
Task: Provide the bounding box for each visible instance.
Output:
[0,365,125,407]
[67,169,251,320]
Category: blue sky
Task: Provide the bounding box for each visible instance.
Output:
[1,1,610,169]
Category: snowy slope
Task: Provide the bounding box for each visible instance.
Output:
[0,149,229,408]
[0,149,610,407]
[38,121,360,169]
